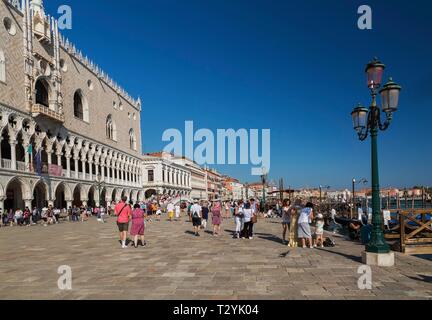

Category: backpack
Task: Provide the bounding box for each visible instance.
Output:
[323,237,336,247]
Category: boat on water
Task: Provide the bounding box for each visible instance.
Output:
[334,216,361,227]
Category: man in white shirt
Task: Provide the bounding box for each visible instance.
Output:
[191,201,202,237]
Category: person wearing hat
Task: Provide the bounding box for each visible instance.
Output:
[314,213,325,248]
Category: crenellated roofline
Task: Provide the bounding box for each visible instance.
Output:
[5,0,142,112]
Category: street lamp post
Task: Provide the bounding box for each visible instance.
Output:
[261,169,268,212]
[351,58,401,266]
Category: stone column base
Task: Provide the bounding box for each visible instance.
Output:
[362,251,395,267]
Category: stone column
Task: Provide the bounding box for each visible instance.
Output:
[0,198,4,212]
[66,155,71,178]
[24,145,30,172]
[66,201,72,209]
[88,160,93,181]
[94,162,99,178]
[10,140,17,171]
[47,151,52,165]
[56,153,62,167]
[81,160,86,180]
[116,166,120,185]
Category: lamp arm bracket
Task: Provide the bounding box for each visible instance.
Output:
[379,110,392,131]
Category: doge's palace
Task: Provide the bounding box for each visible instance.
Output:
[0,0,145,211]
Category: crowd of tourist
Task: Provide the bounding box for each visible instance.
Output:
[1,192,342,250]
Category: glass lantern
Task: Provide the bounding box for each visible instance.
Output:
[366,58,385,89]
[380,78,401,113]
[351,104,369,134]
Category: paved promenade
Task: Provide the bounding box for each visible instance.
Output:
[0,215,431,300]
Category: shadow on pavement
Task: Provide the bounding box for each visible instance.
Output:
[258,235,284,245]
[316,247,363,263]
[406,274,432,284]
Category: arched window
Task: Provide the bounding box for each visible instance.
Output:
[106,115,117,141]
[74,91,83,119]
[73,90,89,122]
[129,129,136,150]
[35,79,49,107]
[0,50,5,83]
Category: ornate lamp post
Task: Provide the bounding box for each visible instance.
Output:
[260,168,268,212]
[351,58,401,266]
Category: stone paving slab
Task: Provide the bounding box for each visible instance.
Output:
[0,215,431,300]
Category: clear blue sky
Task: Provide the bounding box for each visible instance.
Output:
[45,0,432,189]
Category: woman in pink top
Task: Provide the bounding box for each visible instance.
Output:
[130,203,146,248]
[212,201,222,236]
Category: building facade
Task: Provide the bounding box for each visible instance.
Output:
[204,167,222,201]
[142,152,192,199]
[172,156,207,201]
[0,0,144,211]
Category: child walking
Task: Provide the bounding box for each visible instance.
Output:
[314,213,325,248]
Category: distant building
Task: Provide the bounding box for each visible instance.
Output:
[204,167,223,201]
[142,152,192,199]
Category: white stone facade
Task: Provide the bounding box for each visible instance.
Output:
[142,153,192,199]
[172,156,207,200]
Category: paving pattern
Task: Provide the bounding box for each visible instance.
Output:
[0,214,431,300]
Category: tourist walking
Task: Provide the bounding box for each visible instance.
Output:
[71,205,79,222]
[212,201,222,236]
[46,206,55,226]
[298,202,314,249]
[130,204,146,248]
[281,200,292,245]
[241,202,253,239]
[115,196,132,249]
[201,202,209,229]
[167,202,175,222]
[53,207,61,224]
[224,202,230,219]
[175,203,181,220]
[23,207,31,226]
[234,201,244,238]
[191,200,202,237]
[14,208,23,226]
[314,213,325,248]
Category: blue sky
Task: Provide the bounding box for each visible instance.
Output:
[45,0,432,189]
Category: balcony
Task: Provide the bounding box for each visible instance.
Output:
[32,104,65,123]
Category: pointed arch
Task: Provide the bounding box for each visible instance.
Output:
[34,77,51,108]
[73,89,89,122]
[106,115,117,141]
